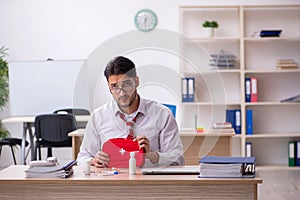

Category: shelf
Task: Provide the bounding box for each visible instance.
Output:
[244,37,300,42]
[181,69,241,75]
[256,166,300,171]
[245,102,300,106]
[245,133,300,138]
[198,68,241,74]
[232,134,242,138]
[181,37,239,43]
[179,131,235,137]
[179,5,300,168]
[245,69,300,74]
[214,69,240,73]
[180,5,239,10]
[182,102,241,106]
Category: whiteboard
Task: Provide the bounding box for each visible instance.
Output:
[8,60,90,116]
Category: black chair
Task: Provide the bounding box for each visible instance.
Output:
[34,114,77,160]
[0,138,29,165]
[53,108,90,128]
[53,108,90,115]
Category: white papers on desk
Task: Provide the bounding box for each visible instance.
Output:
[199,163,243,178]
[25,168,74,178]
[199,156,256,178]
[25,160,76,178]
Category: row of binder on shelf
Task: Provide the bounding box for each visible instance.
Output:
[245,77,258,102]
[288,141,300,167]
[226,109,253,135]
[246,140,300,167]
[226,109,241,134]
[183,76,298,104]
[182,77,195,102]
[182,77,259,104]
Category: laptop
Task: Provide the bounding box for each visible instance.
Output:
[141,165,200,175]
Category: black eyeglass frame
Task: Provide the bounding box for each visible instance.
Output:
[109,80,134,94]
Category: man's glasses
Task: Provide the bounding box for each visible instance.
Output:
[110,81,134,94]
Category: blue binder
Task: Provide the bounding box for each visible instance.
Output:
[200,156,255,164]
[296,141,300,166]
[182,78,188,102]
[246,142,252,157]
[235,110,241,134]
[245,77,251,102]
[182,77,194,102]
[246,109,253,134]
[226,109,236,132]
[226,109,241,134]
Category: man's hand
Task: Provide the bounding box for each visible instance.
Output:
[134,135,159,165]
[91,151,110,168]
[134,135,150,153]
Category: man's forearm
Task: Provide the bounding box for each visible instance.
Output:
[146,151,159,165]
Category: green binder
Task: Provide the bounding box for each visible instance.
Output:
[288,141,296,167]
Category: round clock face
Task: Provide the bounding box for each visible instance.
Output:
[134,9,157,32]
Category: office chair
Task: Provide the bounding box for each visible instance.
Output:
[0,138,29,165]
[53,108,90,128]
[34,114,77,160]
[53,108,90,115]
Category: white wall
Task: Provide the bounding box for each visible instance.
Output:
[0,0,298,60]
[0,0,298,166]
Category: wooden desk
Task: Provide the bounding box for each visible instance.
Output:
[69,129,234,164]
[0,165,262,200]
[2,115,90,164]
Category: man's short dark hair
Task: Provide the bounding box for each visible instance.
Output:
[104,56,136,81]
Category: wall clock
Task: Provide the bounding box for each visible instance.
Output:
[134,9,157,32]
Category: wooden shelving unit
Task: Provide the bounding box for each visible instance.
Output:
[179,5,300,168]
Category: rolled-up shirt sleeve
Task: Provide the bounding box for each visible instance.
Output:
[156,111,184,166]
[142,103,184,167]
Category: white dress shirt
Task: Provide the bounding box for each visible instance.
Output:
[77,96,184,167]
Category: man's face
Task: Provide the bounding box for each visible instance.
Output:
[108,74,139,108]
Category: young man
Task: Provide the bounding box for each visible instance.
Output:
[77,56,184,167]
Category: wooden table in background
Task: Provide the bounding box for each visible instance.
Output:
[0,165,262,200]
[68,129,85,160]
[180,132,234,165]
[69,129,234,164]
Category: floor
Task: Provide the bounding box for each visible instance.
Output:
[257,168,300,200]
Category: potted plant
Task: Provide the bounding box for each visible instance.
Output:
[0,46,10,138]
[202,20,219,37]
